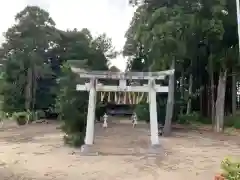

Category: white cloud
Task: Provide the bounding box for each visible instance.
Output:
[0,0,135,71]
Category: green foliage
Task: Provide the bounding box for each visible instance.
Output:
[56,63,88,147]
[134,103,149,121]
[0,6,111,117]
[178,114,191,124]
[55,28,110,147]
[11,110,39,125]
[125,0,239,130]
[234,120,240,129]
[0,111,9,120]
[0,6,60,114]
[225,116,236,127]
[134,97,167,124]
[35,110,46,119]
[12,112,28,125]
[221,158,240,180]
[178,112,211,125]
[63,132,85,147]
[1,52,26,113]
[225,116,240,129]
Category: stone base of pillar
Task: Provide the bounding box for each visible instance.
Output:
[147,144,163,156]
[80,144,99,156]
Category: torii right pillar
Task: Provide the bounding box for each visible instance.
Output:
[148,79,161,154]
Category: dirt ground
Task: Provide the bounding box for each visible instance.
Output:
[0,120,239,180]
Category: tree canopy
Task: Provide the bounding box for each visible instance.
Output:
[126,0,240,133]
[0,5,113,117]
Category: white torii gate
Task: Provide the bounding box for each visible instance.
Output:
[71,67,174,154]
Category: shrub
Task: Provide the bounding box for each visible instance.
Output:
[35,110,46,119]
[0,111,9,120]
[234,120,240,129]
[233,116,240,129]
[12,111,28,125]
[178,112,200,124]
[134,103,149,122]
[178,114,190,124]
[221,158,240,180]
[178,112,211,125]
[56,64,87,147]
[225,116,236,127]
[63,132,85,147]
[225,116,240,129]
[134,99,166,125]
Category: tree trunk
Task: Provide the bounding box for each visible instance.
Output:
[25,67,32,111]
[209,54,215,128]
[31,65,37,123]
[186,74,193,114]
[164,59,175,136]
[180,70,184,114]
[214,70,227,133]
[232,72,236,116]
[199,87,203,113]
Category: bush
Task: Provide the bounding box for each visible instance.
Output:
[178,114,191,124]
[225,116,236,127]
[63,132,85,147]
[134,99,166,125]
[134,103,149,122]
[56,64,87,147]
[60,113,86,135]
[221,158,240,180]
[234,119,240,129]
[12,111,28,125]
[0,111,9,120]
[36,110,46,119]
[178,112,200,124]
[225,116,240,129]
[178,112,211,125]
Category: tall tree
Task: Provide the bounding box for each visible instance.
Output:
[1,6,60,114]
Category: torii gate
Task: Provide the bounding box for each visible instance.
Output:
[71,67,174,154]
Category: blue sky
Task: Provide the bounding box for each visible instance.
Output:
[0,0,135,71]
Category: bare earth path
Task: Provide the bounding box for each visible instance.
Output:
[0,120,239,180]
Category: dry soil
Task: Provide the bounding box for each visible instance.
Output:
[0,120,239,180]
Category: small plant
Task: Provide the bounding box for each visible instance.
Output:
[221,158,240,180]
[63,132,85,147]
[12,111,28,125]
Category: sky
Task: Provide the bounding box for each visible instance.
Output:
[0,0,135,71]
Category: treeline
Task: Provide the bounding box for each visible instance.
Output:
[126,0,240,133]
[0,6,114,115]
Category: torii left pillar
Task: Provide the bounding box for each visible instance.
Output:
[81,78,97,153]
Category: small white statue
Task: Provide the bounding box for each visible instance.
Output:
[132,112,138,128]
[102,113,108,128]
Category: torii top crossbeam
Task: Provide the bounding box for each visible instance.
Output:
[71,67,174,80]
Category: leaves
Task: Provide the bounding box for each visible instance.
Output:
[0,5,111,114]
